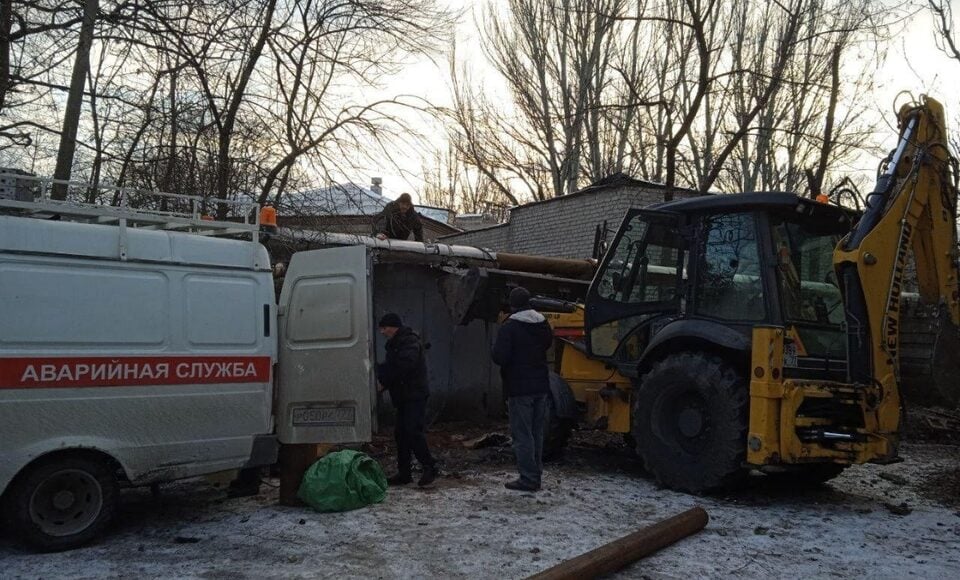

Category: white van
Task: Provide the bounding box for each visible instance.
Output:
[0,176,531,551]
[0,179,383,551]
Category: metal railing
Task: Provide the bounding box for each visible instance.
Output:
[0,173,261,239]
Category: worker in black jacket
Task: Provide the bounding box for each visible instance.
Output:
[376,313,437,487]
[373,193,424,241]
[492,287,554,491]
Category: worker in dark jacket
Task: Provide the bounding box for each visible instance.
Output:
[492,287,554,491]
[376,313,437,487]
[374,193,424,241]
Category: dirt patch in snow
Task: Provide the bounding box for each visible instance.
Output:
[902,406,960,446]
[2,425,960,579]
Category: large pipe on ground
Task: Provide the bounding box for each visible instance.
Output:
[526,506,709,580]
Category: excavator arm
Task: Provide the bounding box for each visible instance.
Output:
[834,95,960,415]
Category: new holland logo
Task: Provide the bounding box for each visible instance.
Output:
[882,221,913,363]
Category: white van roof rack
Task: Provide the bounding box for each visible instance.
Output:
[0,173,260,239]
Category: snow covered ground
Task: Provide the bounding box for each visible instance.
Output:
[2,433,959,579]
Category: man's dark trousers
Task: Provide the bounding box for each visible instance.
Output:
[508,394,547,487]
[395,398,435,477]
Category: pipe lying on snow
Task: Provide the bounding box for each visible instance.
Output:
[526,506,709,580]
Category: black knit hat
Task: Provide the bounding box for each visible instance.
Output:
[378,312,403,328]
[508,287,531,311]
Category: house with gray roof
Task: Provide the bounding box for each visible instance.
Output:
[276,180,460,241]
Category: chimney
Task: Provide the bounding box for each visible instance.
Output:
[370,177,383,196]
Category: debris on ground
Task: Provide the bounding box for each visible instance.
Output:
[884,502,913,516]
[902,406,960,444]
[463,432,511,449]
[2,418,959,578]
[879,473,910,485]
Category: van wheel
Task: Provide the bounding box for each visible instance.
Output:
[3,455,118,552]
[632,352,749,493]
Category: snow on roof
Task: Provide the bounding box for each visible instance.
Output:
[417,205,453,224]
[280,183,453,225]
[280,183,387,216]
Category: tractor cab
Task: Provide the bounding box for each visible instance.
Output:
[585,192,856,381]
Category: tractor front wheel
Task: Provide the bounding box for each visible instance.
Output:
[632,352,749,493]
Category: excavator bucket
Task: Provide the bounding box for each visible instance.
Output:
[900,302,960,408]
[903,305,960,408]
[931,311,960,408]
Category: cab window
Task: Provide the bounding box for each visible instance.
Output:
[694,212,765,321]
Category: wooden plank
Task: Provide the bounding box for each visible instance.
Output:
[278,443,332,506]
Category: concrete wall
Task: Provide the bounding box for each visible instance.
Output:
[372,263,503,425]
[441,184,698,259]
[443,224,511,253]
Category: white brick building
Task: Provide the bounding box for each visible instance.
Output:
[440,173,703,259]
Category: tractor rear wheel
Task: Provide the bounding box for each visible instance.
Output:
[632,352,749,493]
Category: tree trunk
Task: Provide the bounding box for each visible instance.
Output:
[214,0,277,217]
[160,65,179,211]
[0,0,12,115]
[808,43,842,198]
[52,0,98,200]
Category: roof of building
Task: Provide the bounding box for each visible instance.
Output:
[280,183,456,226]
[280,183,388,216]
[509,173,703,212]
[417,205,454,224]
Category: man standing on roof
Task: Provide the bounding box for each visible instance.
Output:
[492,287,554,492]
[376,313,438,487]
[374,193,424,241]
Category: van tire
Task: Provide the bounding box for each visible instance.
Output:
[3,455,119,552]
[632,352,749,493]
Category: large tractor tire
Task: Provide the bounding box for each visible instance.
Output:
[543,395,573,462]
[632,352,749,493]
[2,453,119,552]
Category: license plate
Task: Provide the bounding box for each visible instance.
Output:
[292,405,355,426]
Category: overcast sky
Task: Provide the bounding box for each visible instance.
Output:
[364,1,960,204]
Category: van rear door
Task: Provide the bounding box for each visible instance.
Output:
[277,245,374,444]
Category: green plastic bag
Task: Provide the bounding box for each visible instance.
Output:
[297,450,387,512]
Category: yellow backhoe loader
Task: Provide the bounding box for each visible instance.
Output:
[544,95,959,492]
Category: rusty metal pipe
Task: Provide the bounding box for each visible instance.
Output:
[495,252,596,279]
[526,506,709,580]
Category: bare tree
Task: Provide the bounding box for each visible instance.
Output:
[930,0,960,61]
[420,144,510,216]
[1,1,83,149]
[470,0,631,197]
[4,0,455,222]
[449,0,892,202]
[256,0,454,207]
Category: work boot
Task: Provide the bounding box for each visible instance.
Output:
[504,479,540,492]
[227,468,262,498]
[417,465,438,488]
[387,473,413,486]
